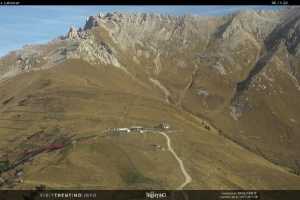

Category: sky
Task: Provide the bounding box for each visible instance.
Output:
[0,6,281,57]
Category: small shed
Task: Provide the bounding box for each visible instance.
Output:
[156,122,171,130]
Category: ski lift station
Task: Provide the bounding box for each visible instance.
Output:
[107,122,171,135]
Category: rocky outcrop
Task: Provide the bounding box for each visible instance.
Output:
[220,10,281,41]
[66,26,79,40]
[84,16,101,30]
[70,35,121,67]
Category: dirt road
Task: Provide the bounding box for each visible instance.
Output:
[158,131,192,189]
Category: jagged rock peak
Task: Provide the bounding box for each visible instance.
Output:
[64,26,87,41]
[81,12,201,31]
[84,16,101,30]
[66,26,79,40]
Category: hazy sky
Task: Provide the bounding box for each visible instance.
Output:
[0,6,280,57]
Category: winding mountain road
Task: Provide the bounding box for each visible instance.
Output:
[158,131,192,190]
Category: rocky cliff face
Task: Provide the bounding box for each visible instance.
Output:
[1,7,300,180]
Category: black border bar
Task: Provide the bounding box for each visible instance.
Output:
[0,0,299,5]
[0,190,300,200]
